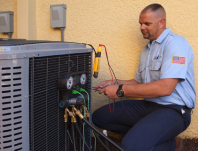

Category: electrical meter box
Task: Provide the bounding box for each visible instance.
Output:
[50,4,67,28]
[0,11,14,33]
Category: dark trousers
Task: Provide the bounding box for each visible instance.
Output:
[92,100,191,151]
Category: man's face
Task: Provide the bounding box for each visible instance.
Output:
[139,10,161,42]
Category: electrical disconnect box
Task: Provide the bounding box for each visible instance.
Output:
[0,11,14,33]
[50,4,67,28]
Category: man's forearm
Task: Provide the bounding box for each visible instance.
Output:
[122,79,179,98]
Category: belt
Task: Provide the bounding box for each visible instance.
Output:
[185,107,192,113]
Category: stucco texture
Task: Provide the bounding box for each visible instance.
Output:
[36,0,198,138]
[0,0,17,38]
[0,0,198,138]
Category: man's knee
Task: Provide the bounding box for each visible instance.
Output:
[92,109,101,127]
[92,106,107,128]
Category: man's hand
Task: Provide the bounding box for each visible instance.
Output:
[99,85,119,99]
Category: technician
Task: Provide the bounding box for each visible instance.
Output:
[92,3,196,151]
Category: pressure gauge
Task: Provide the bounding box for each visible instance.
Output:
[67,76,73,89]
[80,74,86,85]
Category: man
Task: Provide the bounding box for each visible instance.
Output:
[92,3,196,151]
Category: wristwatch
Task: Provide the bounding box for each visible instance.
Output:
[116,84,124,97]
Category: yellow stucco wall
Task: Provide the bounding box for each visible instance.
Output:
[36,0,198,138]
[0,0,17,38]
[0,0,198,138]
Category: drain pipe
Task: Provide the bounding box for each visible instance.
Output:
[8,32,13,39]
[60,28,65,42]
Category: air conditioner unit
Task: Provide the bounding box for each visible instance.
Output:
[0,40,93,151]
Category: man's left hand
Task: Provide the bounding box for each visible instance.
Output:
[99,85,119,99]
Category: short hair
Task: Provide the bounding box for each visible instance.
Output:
[141,3,165,14]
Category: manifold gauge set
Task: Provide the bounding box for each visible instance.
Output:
[58,72,87,90]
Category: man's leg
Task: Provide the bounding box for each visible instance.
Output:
[92,100,149,136]
[120,107,191,151]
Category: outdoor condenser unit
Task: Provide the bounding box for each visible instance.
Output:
[0,39,92,151]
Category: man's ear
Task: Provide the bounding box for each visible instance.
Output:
[159,19,166,28]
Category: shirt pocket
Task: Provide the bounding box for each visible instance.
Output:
[150,59,162,71]
[150,59,162,81]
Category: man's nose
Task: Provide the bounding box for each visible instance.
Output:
[140,24,145,30]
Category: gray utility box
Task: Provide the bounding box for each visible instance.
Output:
[50,4,67,28]
[0,11,14,33]
[0,40,92,151]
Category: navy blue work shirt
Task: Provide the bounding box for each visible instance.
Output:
[135,28,196,108]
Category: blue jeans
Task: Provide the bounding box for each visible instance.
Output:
[92,100,191,151]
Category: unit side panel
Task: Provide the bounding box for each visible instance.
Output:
[0,59,29,151]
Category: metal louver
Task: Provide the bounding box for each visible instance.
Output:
[0,60,29,151]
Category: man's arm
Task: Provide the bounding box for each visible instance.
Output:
[99,78,179,99]
[123,78,179,98]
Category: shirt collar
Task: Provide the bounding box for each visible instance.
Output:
[155,28,171,43]
[146,28,171,48]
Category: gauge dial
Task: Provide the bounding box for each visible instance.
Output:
[67,76,73,89]
[80,74,86,85]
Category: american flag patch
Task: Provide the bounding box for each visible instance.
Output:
[172,56,186,64]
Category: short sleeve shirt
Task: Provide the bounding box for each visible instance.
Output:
[135,28,196,108]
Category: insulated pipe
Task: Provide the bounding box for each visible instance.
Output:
[103,130,110,149]
[73,108,125,151]
[78,119,82,151]
[76,107,82,151]
[71,123,77,151]
[64,109,68,151]
[93,131,111,151]
[65,122,68,151]
[83,119,124,151]
[79,127,82,151]
[74,122,91,151]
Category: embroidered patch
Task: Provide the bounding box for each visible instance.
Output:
[172,56,186,64]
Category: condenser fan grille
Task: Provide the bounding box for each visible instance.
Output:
[29,52,92,151]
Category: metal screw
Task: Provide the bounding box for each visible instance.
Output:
[23,55,26,58]
[25,96,28,99]
[33,54,35,57]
